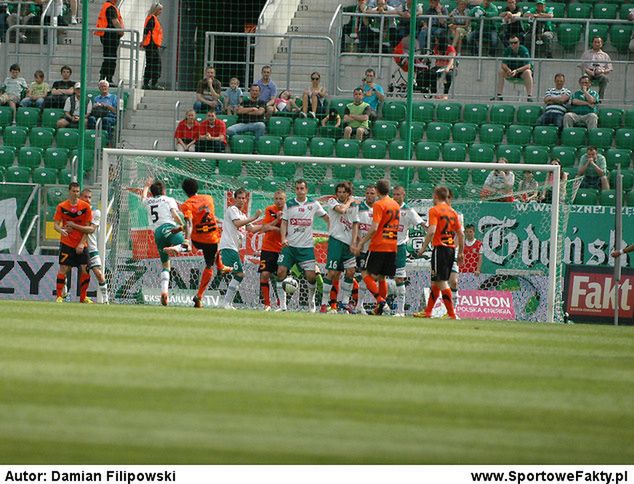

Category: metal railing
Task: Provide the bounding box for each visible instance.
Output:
[12,182,40,254]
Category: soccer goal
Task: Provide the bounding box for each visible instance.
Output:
[99,148,573,322]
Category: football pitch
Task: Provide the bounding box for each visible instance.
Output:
[1,300,633,464]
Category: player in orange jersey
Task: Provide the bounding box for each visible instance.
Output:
[258,190,286,311]
[53,182,94,303]
[179,178,220,308]
[352,179,400,315]
[414,186,464,319]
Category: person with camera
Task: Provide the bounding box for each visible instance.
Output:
[56,82,92,129]
[360,68,384,121]
[88,79,118,139]
[580,36,612,100]
[480,158,516,202]
[563,75,599,130]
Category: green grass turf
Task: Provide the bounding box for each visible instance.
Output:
[1,300,633,464]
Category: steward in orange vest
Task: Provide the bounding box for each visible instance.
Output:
[95,0,124,84]
[143,3,165,90]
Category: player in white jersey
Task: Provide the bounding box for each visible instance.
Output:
[276,179,329,312]
[142,179,186,306]
[354,185,377,314]
[320,181,359,313]
[77,189,108,303]
[392,185,425,317]
[219,188,262,310]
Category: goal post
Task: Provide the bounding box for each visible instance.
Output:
[100,148,566,322]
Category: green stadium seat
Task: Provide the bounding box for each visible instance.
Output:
[574,188,598,205]
[516,105,543,126]
[46,187,65,206]
[335,139,360,159]
[231,135,255,154]
[445,182,464,199]
[391,165,414,184]
[18,146,43,169]
[218,159,242,177]
[625,109,634,129]
[469,143,495,163]
[5,166,31,183]
[256,135,282,155]
[587,24,609,44]
[441,142,468,163]
[15,107,40,129]
[593,3,618,20]
[462,183,481,199]
[489,104,515,125]
[372,120,398,141]
[412,102,435,123]
[506,124,533,145]
[567,3,592,19]
[84,129,106,149]
[331,164,357,180]
[319,124,343,139]
[523,145,550,165]
[469,168,490,184]
[353,179,372,194]
[605,149,632,170]
[70,149,94,173]
[389,140,413,160]
[238,175,261,190]
[330,98,352,117]
[0,146,16,168]
[561,127,587,147]
[409,182,434,199]
[0,106,13,128]
[271,161,297,180]
[245,159,272,178]
[283,136,308,156]
[361,139,388,159]
[609,25,634,54]
[29,127,54,149]
[268,117,292,137]
[32,167,58,185]
[598,108,623,129]
[620,4,634,20]
[360,164,385,181]
[551,3,565,18]
[435,102,462,123]
[398,121,425,143]
[550,146,577,167]
[56,128,80,150]
[293,118,318,138]
[557,24,582,52]
[310,137,335,157]
[416,141,441,161]
[426,122,451,143]
[599,189,617,207]
[58,168,74,184]
[317,180,339,195]
[588,128,614,149]
[382,101,407,122]
[463,103,489,125]
[41,108,64,130]
[418,165,443,184]
[532,126,559,146]
[479,123,505,144]
[452,123,477,143]
[303,162,328,183]
[218,115,238,128]
[3,126,28,148]
[496,144,522,163]
[621,170,634,192]
[261,176,287,191]
[616,129,634,150]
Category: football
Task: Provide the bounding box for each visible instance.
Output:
[281,277,299,295]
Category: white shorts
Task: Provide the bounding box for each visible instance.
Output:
[88,250,102,270]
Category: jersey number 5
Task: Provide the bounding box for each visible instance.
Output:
[150,205,159,223]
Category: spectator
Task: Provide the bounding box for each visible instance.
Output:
[142,2,164,90]
[194,66,222,114]
[255,65,277,117]
[536,73,570,129]
[540,159,568,203]
[563,75,599,130]
[88,79,118,136]
[500,0,525,47]
[580,36,612,100]
[321,108,342,138]
[197,110,226,153]
[418,0,448,51]
[352,0,374,53]
[467,0,499,56]
[491,35,533,101]
[223,77,243,116]
[44,65,75,109]
[6,0,42,42]
[174,109,199,152]
[448,0,470,54]
[360,68,385,120]
[343,87,371,141]
[269,89,300,114]
[525,0,554,58]
[94,0,124,86]
[0,64,28,121]
[301,71,328,118]
[367,0,397,50]
[480,158,515,202]
[577,146,609,191]
[226,84,266,140]
[20,70,50,109]
[394,0,423,45]
[420,36,456,99]
[518,171,539,202]
[56,82,92,129]
[69,0,78,24]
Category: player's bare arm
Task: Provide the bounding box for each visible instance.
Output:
[417,225,436,256]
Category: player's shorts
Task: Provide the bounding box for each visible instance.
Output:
[356,252,368,272]
[395,243,408,279]
[154,223,185,264]
[431,245,456,282]
[192,241,218,268]
[258,250,280,274]
[278,246,315,272]
[325,236,356,272]
[58,242,88,267]
[220,248,243,274]
[365,250,397,278]
[87,250,102,270]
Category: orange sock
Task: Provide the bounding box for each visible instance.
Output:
[215,252,226,272]
[79,272,90,301]
[425,286,441,315]
[378,279,388,299]
[363,275,382,302]
[198,268,213,299]
[330,278,340,309]
[351,278,359,306]
[261,280,270,306]
[56,272,66,298]
[441,288,456,318]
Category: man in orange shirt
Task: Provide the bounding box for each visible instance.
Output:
[352,179,400,315]
[414,186,464,319]
[258,190,286,311]
[179,178,220,308]
[53,182,93,303]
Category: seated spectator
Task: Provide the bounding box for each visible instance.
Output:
[222,77,243,116]
[44,65,75,109]
[420,36,456,99]
[343,87,371,141]
[577,146,609,191]
[270,89,300,114]
[499,0,526,47]
[20,70,50,109]
[226,84,266,140]
[0,63,28,121]
[197,110,226,153]
[360,68,384,121]
[492,36,533,101]
[580,36,612,100]
[88,79,118,136]
[174,109,199,152]
[480,158,515,202]
[255,65,277,117]
[563,75,599,130]
[448,0,470,54]
[418,0,448,50]
[394,0,423,45]
[466,0,499,56]
[301,72,328,118]
[321,108,342,138]
[540,159,568,203]
[518,170,539,202]
[536,73,570,129]
[56,82,92,128]
[524,0,554,58]
[194,66,222,114]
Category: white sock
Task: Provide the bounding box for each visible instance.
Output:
[396,282,406,314]
[340,278,353,306]
[224,278,241,306]
[276,280,287,309]
[321,278,332,306]
[452,288,459,308]
[160,270,170,294]
[307,281,316,309]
